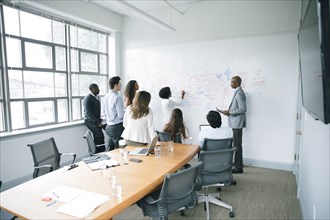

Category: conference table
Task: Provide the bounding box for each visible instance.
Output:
[0,143,199,219]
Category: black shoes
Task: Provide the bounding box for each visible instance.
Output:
[232,168,243,174]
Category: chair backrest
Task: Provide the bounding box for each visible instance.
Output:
[198,148,236,188]
[27,137,61,178]
[83,130,98,155]
[202,138,233,151]
[157,161,203,218]
[156,131,182,143]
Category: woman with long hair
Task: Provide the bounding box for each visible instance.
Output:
[163,108,188,141]
[124,80,139,107]
[122,91,157,146]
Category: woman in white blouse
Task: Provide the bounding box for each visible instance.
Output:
[122,91,157,146]
[159,87,185,125]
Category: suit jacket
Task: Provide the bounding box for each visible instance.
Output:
[228,87,246,129]
[83,94,102,124]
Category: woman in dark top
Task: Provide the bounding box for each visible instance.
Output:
[163,108,188,141]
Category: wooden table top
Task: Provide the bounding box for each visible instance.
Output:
[0,143,199,219]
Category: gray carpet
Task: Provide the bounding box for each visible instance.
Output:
[114,166,301,220]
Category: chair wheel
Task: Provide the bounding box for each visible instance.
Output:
[217,186,222,191]
[229,211,235,218]
[180,210,185,216]
[233,180,237,185]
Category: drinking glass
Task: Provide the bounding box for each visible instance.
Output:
[167,141,174,152]
[154,146,161,159]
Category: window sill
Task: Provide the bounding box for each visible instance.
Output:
[0,121,84,140]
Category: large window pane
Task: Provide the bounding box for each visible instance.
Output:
[25,42,53,69]
[71,49,79,72]
[81,52,98,72]
[6,37,22,67]
[54,72,67,97]
[100,54,107,74]
[98,34,107,53]
[70,26,78,48]
[78,28,97,51]
[8,70,23,98]
[53,20,65,45]
[55,46,66,71]
[72,98,82,120]
[98,75,108,96]
[24,71,54,98]
[20,11,52,42]
[72,74,99,96]
[57,99,68,122]
[28,101,55,125]
[3,6,19,36]
[11,101,25,129]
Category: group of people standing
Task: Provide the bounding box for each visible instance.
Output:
[83,75,246,174]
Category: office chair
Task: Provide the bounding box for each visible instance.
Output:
[83,130,106,155]
[202,138,233,151]
[197,148,236,220]
[137,162,203,220]
[156,131,182,143]
[27,137,76,178]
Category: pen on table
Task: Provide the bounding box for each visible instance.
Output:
[52,192,58,198]
[46,200,56,207]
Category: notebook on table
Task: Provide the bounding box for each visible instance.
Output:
[128,135,159,156]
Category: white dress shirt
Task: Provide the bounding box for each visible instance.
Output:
[122,106,157,143]
[160,98,183,125]
[198,126,233,148]
[103,90,124,125]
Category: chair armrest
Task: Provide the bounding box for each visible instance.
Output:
[96,144,105,148]
[61,153,76,164]
[34,164,53,170]
[144,195,160,205]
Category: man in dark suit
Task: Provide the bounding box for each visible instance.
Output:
[219,76,247,173]
[83,83,106,148]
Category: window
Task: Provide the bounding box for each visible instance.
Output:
[0,5,109,132]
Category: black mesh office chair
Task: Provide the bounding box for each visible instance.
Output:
[202,138,233,151]
[27,137,76,178]
[83,130,106,155]
[197,148,236,220]
[137,162,203,219]
[156,131,182,143]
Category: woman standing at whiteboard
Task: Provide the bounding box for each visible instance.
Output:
[159,87,185,125]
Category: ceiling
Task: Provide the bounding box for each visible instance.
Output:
[91,0,202,31]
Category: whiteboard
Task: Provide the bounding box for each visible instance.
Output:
[123,33,299,165]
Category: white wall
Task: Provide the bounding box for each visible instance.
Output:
[298,113,330,219]
[121,0,300,170]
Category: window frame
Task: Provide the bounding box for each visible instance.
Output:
[0,4,109,134]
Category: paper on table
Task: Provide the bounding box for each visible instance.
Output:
[42,185,86,203]
[85,159,120,171]
[57,192,109,218]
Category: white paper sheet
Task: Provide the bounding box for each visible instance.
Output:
[42,185,86,203]
[57,192,109,218]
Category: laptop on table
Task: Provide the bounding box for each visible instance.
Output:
[128,135,159,156]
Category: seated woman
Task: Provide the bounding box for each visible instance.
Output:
[162,108,189,143]
[122,91,157,146]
